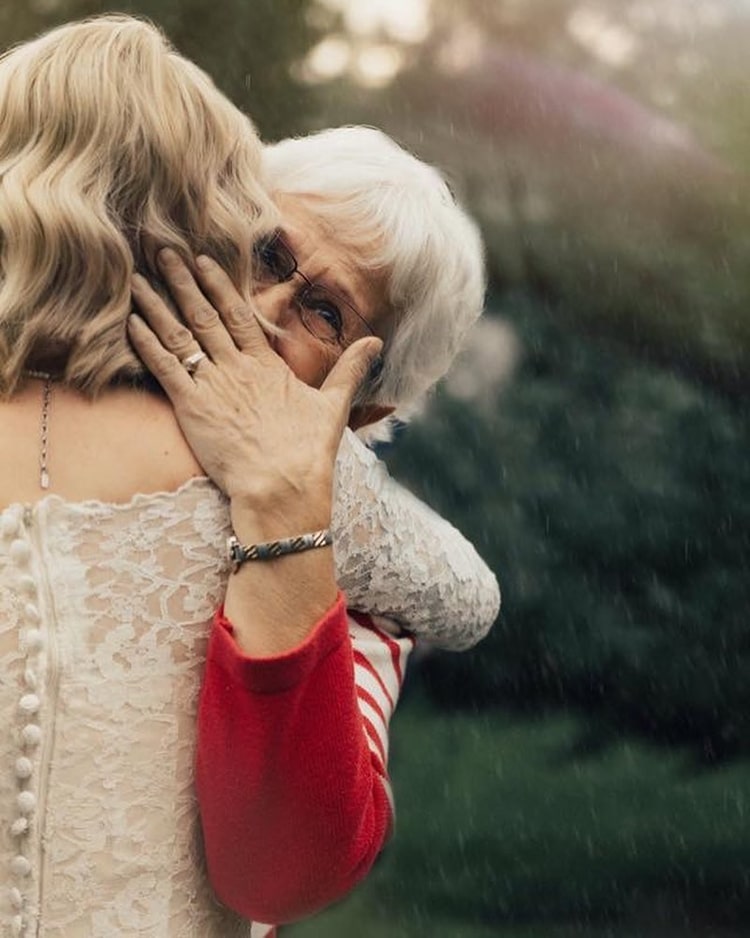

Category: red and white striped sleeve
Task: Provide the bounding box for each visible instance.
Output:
[349,610,414,821]
[196,594,414,926]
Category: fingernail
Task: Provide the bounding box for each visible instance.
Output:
[158,247,178,265]
[196,255,212,270]
[127,313,143,329]
[131,273,146,289]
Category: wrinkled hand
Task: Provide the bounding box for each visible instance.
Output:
[128,249,382,517]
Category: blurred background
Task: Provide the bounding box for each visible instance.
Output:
[3,1,749,934]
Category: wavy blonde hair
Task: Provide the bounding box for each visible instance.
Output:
[0,14,275,398]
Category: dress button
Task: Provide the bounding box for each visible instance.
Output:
[11,914,24,936]
[21,724,42,747]
[10,855,32,876]
[22,629,43,652]
[23,669,37,690]
[17,791,36,815]
[23,604,41,625]
[9,886,23,908]
[10,817,29,837]
[1,513,19,538]
[10,540,31,565]
[15,757,33,780]
[18,694,40,715]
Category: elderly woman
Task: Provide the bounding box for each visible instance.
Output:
[141,124,496,646]
[129,130,496,931]
[0,15,496,938]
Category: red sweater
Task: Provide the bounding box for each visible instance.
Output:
[196,592,413,931]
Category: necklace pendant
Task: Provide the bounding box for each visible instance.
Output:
[40,470,50,491]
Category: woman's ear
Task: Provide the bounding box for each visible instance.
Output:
[348,404,395,431]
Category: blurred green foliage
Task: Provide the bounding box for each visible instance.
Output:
[364,0,750,395]
[289,698,750,936]
[386,292,750,760]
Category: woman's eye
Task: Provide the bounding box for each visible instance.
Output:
[252,245,273,277]
[303,294,344,340]
[260,245,283,275]
[314,303,342,331]
[253,238,291,281]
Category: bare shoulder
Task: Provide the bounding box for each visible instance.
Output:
[0,382,204,508]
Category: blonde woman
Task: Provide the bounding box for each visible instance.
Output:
[0,15,497,938]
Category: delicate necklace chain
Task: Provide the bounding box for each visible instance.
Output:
[24,370,52,490]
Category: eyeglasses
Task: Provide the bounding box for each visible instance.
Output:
[251,230,375,348]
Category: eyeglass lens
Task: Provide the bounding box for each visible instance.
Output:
[252,232,372,346]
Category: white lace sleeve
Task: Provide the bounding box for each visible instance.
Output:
[331,429,500,651]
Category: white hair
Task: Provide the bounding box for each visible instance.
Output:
[263,126,486,440]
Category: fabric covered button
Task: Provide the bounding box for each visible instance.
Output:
[10,540,31,565]
[10,817,29,837]
[23,604,40,625]
[15,757,33,780]
[23,669,37,690]
[10,855,32,877]
[16,792,36,815]
[22,629,43,652]
[9,886,23,908]
[18,695,40,715]
[11,914,24,936]
[21,725,42,747]
[1,513,19,538]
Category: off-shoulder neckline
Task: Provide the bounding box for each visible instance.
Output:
[0,474,220,519]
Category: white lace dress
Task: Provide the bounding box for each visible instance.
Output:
[0,430,499,937]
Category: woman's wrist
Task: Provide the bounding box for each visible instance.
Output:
[229,502,332,544]
[228,483,333,545]
[223,485,337,657]
[223,545,338,656]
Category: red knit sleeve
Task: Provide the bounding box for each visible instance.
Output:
[195,592,398,925]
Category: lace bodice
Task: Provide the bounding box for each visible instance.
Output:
[0,483,242,938]
[0,433,498,937]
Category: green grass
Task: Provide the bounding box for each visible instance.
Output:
[285,692,750,938]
